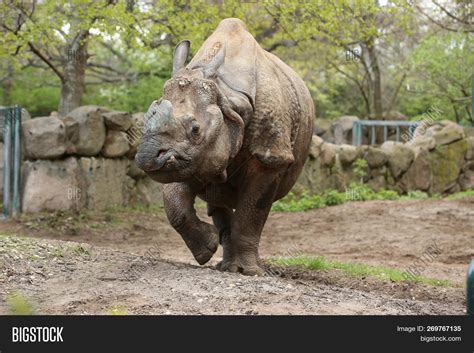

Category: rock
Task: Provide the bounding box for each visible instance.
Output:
[21,158,86,213]
[127,160,146,179]
[22,116,66,159]
[103,111,132,131]
[411,136,436,150]
[309,135,324,159]
[101,131,130,158]
[337,144,358,165]
[459,161,474,191]
[398,148,431,192]
[364,147,386,168]
[429,139,467,194]
[331,116,359,145]
[78,157,129,210]
[466,137,474,160]
[320,142,336,167]
[61,116,80,154]
[135,178,163,206]
[430,121,465,145]
[65,105,108,156]
[368,176,386,192]
[370,166,387,178]
[381,141,414,178]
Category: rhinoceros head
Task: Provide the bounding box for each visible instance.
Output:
[135,40,244,184]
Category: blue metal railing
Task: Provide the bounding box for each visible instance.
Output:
[352,120,420,146]
[0,106,22,218]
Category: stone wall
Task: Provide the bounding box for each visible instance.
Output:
[18,106,162,213]
[11,106,474,213]
[296,120,474,195]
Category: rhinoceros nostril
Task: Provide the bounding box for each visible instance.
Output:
[156,149,167,158]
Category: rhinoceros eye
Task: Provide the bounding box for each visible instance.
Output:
[192,123,200,134]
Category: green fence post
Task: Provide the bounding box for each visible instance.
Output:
[12,106,21,216]
[468,260,474,315]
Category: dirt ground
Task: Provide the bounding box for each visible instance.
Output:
[0,197,472,315]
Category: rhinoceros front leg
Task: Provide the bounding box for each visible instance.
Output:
[217,161,281,276]
[163,183,219,265]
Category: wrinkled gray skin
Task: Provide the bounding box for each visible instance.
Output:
[135,18,314,275]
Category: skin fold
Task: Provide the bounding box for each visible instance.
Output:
[135,18,314,276]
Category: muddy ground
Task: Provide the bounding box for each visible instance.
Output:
[0,197,472,315]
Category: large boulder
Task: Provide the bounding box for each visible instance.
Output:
[22,116,66,159]
[429,121,465,145]
[429,139,467,194]
[103,111,132,131]
[60,115,80,154]
[22,157,86,213]
[398,147,431,192]
[337,144,358,165]
[381,141,414,178]
[331,116,359,145]
[364,147,387,168]
[308,135,324,159]
[65,106,108,156]
[78,157,129,210]
[459,161,474,191]
[411,135,436,150]
[101,130,130,158]
[414,120,465,146]
[319,142,336,167]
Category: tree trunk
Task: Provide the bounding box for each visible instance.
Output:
[1,64,13,106]
[58,36,88,116]
[367,40,383,120]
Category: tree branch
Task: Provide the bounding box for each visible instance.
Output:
[28,42,64,82]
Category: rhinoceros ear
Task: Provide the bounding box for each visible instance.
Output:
[172,40,190,76]
[203,44,225,78]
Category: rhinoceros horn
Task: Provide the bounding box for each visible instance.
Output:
[144,99,175,133]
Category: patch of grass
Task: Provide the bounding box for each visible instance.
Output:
[72,244,91,256]
[7,292,35,315]
[353,158,368,180]
[446,189,474,200]
[51,246,65,258]
[272,183,402,212]
[272,192,325,212]
[268,255,452,287]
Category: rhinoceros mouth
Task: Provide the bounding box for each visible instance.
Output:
[137,148,191,173]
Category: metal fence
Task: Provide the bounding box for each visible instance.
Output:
[352,120,420,146]
[0,106,22,218]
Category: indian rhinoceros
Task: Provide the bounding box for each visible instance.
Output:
[135,18,314,275]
